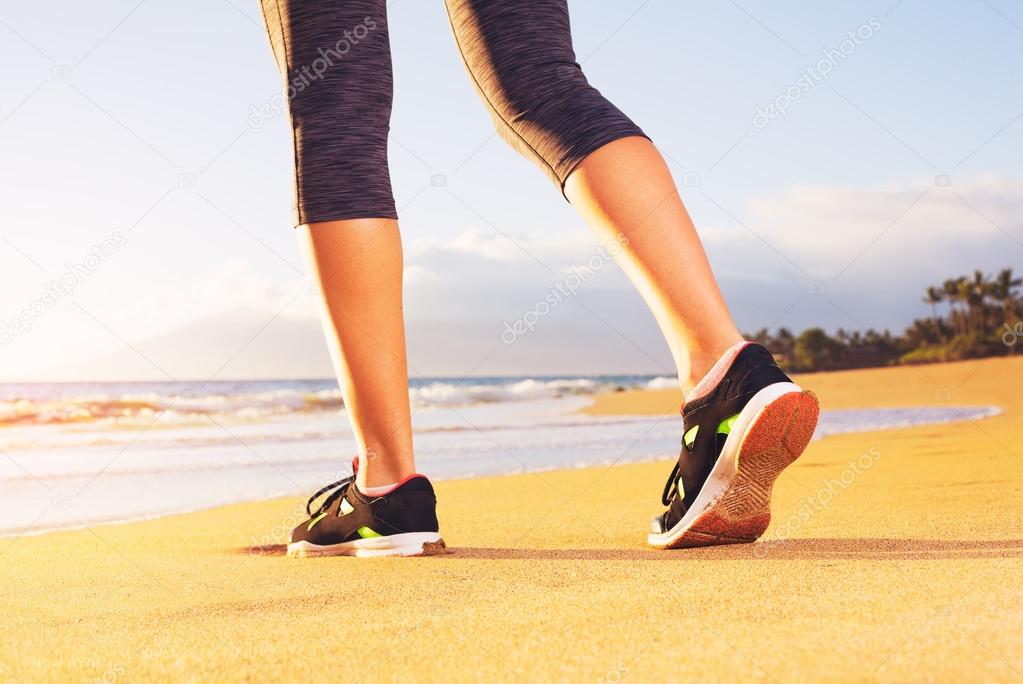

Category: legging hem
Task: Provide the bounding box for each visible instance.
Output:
[293,209,400,228]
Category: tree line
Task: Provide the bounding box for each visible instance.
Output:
[746,268,1022,372]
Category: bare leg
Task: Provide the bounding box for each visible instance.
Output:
[298,219,415,489]
[564,136,743,392]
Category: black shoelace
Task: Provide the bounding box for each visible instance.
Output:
[661,462,682,507]
[305,475,355,517]
[661,428,695,507]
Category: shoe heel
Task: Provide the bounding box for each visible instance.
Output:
[690,390,819,544]
[671,386,822,548]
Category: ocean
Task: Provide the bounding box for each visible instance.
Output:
[0,376,1000,536]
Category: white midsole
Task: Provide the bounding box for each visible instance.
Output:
[288,532,443,558]
[647,382,804,547]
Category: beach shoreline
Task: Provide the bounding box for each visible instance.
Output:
[3,357,1022,681]
[0,371,1001,539]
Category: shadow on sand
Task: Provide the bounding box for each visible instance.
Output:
[241,538,1023,561]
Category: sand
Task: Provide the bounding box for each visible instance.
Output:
[2,358,1021,682]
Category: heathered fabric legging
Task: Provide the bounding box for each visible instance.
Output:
[260,0,646,226]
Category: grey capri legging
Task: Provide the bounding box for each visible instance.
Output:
[259,0,647,225]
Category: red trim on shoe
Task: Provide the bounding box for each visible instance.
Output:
[353,454,428,494]
[357,472,429,497]
[384,473,429,492]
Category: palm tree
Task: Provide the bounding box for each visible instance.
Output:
[956,276,980,335]
[943,278,965,336]
[973,270,994,335]
[924,286,944,341]
[992,268,1022,322]
[973,272,984,331]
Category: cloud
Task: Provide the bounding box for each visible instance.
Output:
[404,228,625,284]
[69,308,333,382]
[115,258,315,340]
[403,264,439,286]
[13,175,1023,381]
[1,259,317,382]
[697,174,1023,334]
[718,174,1023,280]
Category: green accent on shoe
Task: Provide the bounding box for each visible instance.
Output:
[683,424,699,448]
[307,511,328,531]
[357,526,381,538]
[339,497,355,515]
[717,413,740,435]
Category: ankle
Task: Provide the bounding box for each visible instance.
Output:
[672,328,744,386]
[355,456,416,491]
[683,338,749,400]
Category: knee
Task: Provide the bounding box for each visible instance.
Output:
[286,60,396,224]
[478,62,645,185]
[481,61,590,130]
[288,62,393,140]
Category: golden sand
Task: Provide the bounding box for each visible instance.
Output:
[2,358,1021,681]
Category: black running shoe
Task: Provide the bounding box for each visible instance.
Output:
[648,343,819,549]
[287,468,445,558]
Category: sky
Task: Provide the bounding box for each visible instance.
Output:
[1,0,1021,382]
